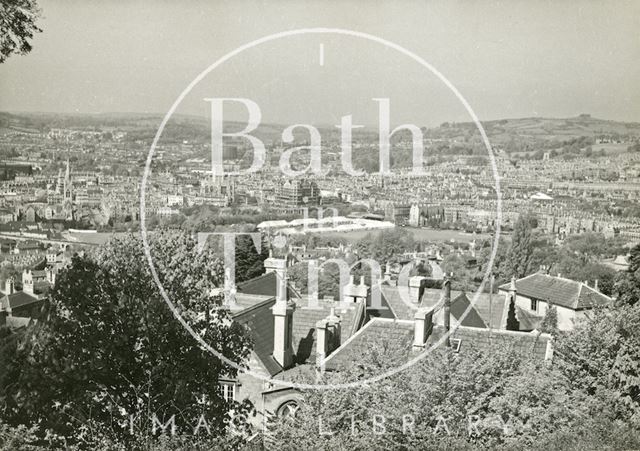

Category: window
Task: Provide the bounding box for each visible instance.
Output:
[219,382,237,402]
[451,338,462,353]
[277,400,299,419]
[531,299,538,311]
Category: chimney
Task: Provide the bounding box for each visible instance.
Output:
[443,275,452,347]
[594,279,599,291]
[343,275,368,303]
[272,297,295,369]
[22,269,34,295]
[409,276,427,304]
[225,282,238,309]
[384,262,392,281]
[4,277,14,295]
[315,308,341,367]
[264,252,286,275]
[413,306,435,351]
[46,267,56,286]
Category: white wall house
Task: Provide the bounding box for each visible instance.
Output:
[498,272,611,332]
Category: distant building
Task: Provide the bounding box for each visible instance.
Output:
[274,179,320,212]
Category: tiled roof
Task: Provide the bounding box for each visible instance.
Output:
[498,273,611,310]
[324,318,414,371]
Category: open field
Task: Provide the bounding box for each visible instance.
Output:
[319,227,490,243]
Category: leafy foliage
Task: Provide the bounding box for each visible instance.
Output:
[0,233,254,446]
[0,0,42,63]
[614,244,640,306]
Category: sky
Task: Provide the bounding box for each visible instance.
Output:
[1,0,639,127]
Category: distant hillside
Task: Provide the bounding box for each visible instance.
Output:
[1,111,638,152]
[424,115,640,156]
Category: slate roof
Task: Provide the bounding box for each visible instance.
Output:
[324,318,414,371]
[467,291,506,331]
[2,291,42,310]
[323,318,553,371]
[290,299,361,365]
[446,293,488,329]
[382,286,490,329]
[237,271,298,299]
[232,277,362,375]
[515,305,544,331]
[380,285,416,320]
[232,298,282,377]
[498,273,611,310]
[428,325,551,361]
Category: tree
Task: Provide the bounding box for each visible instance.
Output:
[556,303,640,425]
[268,335,633,450]
[506,292,520,331]
[1,233,254,445]
[354,228,417,264]
[0,0,42,63]
[614,244,640,306]
[234,234,268,283]
[540,306,558,334]
[503,213,535,280]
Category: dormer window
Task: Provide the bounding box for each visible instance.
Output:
[451,338,462,353]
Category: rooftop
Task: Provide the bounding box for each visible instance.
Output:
[499,273,611,310]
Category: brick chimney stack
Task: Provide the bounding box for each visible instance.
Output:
[413,306,435,351]
[271,259,295,369]
[315,308,341,367]
[409,276,427,304]
[264,253,288,302]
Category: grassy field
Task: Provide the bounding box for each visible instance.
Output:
[320,227,490,243]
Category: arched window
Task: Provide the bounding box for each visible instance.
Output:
[276,400,299,419]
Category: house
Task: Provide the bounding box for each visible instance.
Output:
[0,276,45,329]
[497,271,612,331]
[227,263,553,426]
[218,254,368,426]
